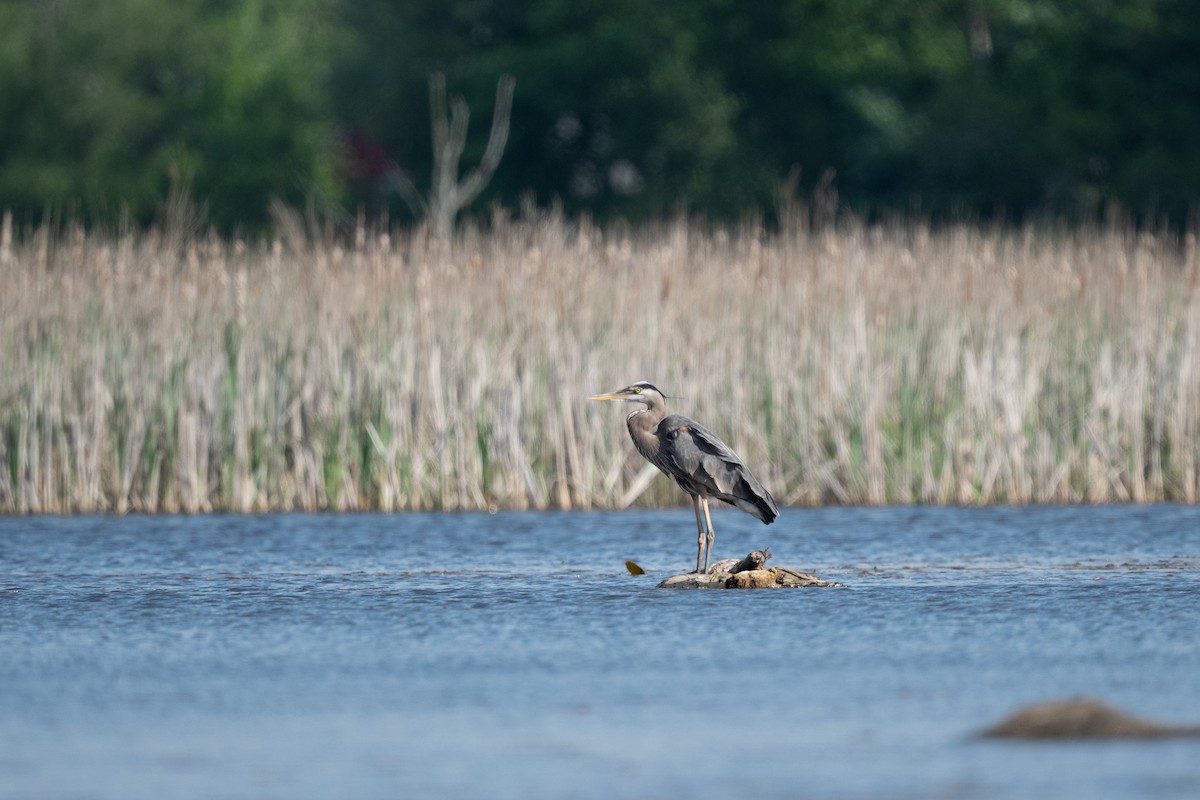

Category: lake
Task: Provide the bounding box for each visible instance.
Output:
[2,504,1199,799]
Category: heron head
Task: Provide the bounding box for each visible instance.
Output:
[588,381,666,406]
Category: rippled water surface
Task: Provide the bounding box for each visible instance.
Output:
[2,505,1199,799]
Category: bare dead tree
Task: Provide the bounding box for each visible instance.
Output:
[388,73,516,240]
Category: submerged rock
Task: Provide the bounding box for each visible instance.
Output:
[657,552,837,589]
[980,698,1200,740]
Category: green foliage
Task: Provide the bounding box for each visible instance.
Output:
[1,0,1198,226]
[0,0,342,228]
[328,0,1200,225]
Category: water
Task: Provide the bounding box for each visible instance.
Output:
[2,505,1198,799]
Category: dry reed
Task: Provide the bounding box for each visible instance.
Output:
[2,208,1198,513]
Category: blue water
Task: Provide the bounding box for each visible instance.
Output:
[2,505,1198,799]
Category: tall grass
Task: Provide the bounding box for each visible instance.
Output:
[1,208,1198,513]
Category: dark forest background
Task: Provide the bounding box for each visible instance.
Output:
[2,0,1198,231]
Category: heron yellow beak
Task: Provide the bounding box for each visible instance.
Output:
[587,391,628,401]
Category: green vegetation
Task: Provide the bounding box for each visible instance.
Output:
[1,213,1197,512]
[2,0,1199,228]
[0,0,341,229]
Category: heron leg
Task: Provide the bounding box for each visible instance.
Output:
[691,494,705,573]
[701,495,716,572]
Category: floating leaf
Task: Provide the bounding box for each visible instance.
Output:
[625,560,646,575]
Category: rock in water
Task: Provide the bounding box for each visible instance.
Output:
[980,698,1200,740]
[725,569,777,589]
[657,552,837,589]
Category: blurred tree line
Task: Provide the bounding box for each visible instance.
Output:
[1,0,1197,230]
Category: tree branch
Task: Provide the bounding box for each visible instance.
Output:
[458,74,516,207]
[423,72,516,238]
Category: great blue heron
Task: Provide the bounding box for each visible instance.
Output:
[589,381,779,573]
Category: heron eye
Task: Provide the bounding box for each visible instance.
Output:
[632,387,642,393]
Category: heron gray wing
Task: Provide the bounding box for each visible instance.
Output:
[660,415,779,524]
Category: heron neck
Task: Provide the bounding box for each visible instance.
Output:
[625,403,665,438]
